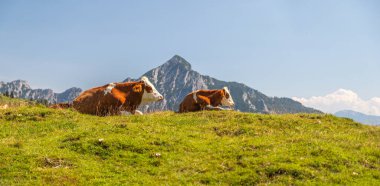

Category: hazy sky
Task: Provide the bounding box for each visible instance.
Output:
[1,0,379,101]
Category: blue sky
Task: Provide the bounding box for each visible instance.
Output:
[0,0,379,101]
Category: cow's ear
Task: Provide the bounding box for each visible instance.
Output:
[218,90,225,98]
[133,84,143,93]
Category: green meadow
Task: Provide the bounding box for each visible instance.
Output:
[0,97,379,185]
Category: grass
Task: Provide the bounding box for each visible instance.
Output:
[0,99,379,185]
[0,95,36,108]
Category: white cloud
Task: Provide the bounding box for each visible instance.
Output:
[293,89,380,116]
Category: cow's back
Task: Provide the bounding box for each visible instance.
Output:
[73,85,117,116]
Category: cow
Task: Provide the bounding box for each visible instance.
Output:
[72,76,163,116]
[179,87,235,113]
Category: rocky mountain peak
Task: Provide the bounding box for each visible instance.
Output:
[125,55,320,114]
[162,55,192,71]
[9,80,31,90]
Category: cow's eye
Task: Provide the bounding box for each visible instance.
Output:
[226,93,230,99]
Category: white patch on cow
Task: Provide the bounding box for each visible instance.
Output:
[120,110,143,115]
[135,110,143,115]
[140,76,163,104]
[206,105,226,111]
[193,90,199,103]
[104,83,116,95]
[221,87,235,107]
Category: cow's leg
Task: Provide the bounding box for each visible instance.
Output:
[205,105,225,111]
[196,95,211,111]
[205,105,213,110]
[120,111,132,115]
[134,110,143,115]
[121,110,143,115]
[214,106,225,111]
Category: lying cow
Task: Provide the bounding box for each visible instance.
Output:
[72,76,163,116]
[179,87,235,113]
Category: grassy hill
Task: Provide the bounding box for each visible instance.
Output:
[0,95,36,108]
[0,102,379,185]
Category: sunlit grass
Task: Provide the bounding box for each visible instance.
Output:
[0,104,379,185]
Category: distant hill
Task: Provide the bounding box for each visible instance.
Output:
[125,55,321,114]
[335,110,380,126]
[0,80,82,103]
[0,94,36,108]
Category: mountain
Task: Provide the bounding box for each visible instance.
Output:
[0,80,82,103]
[335,110,380,126]
[125,55,321,114]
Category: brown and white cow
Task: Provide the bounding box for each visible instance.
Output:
[179,87,235,113]
[72,76,163,116]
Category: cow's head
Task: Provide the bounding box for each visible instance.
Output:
[220,87,235,107]
[138,76,163,104]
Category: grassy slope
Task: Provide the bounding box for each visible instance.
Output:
[0,105,379,185]
[0,95,36,108]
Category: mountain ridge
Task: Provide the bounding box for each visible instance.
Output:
[0,80,82,103]
[335,110,380,126]
[125,55,321,114]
